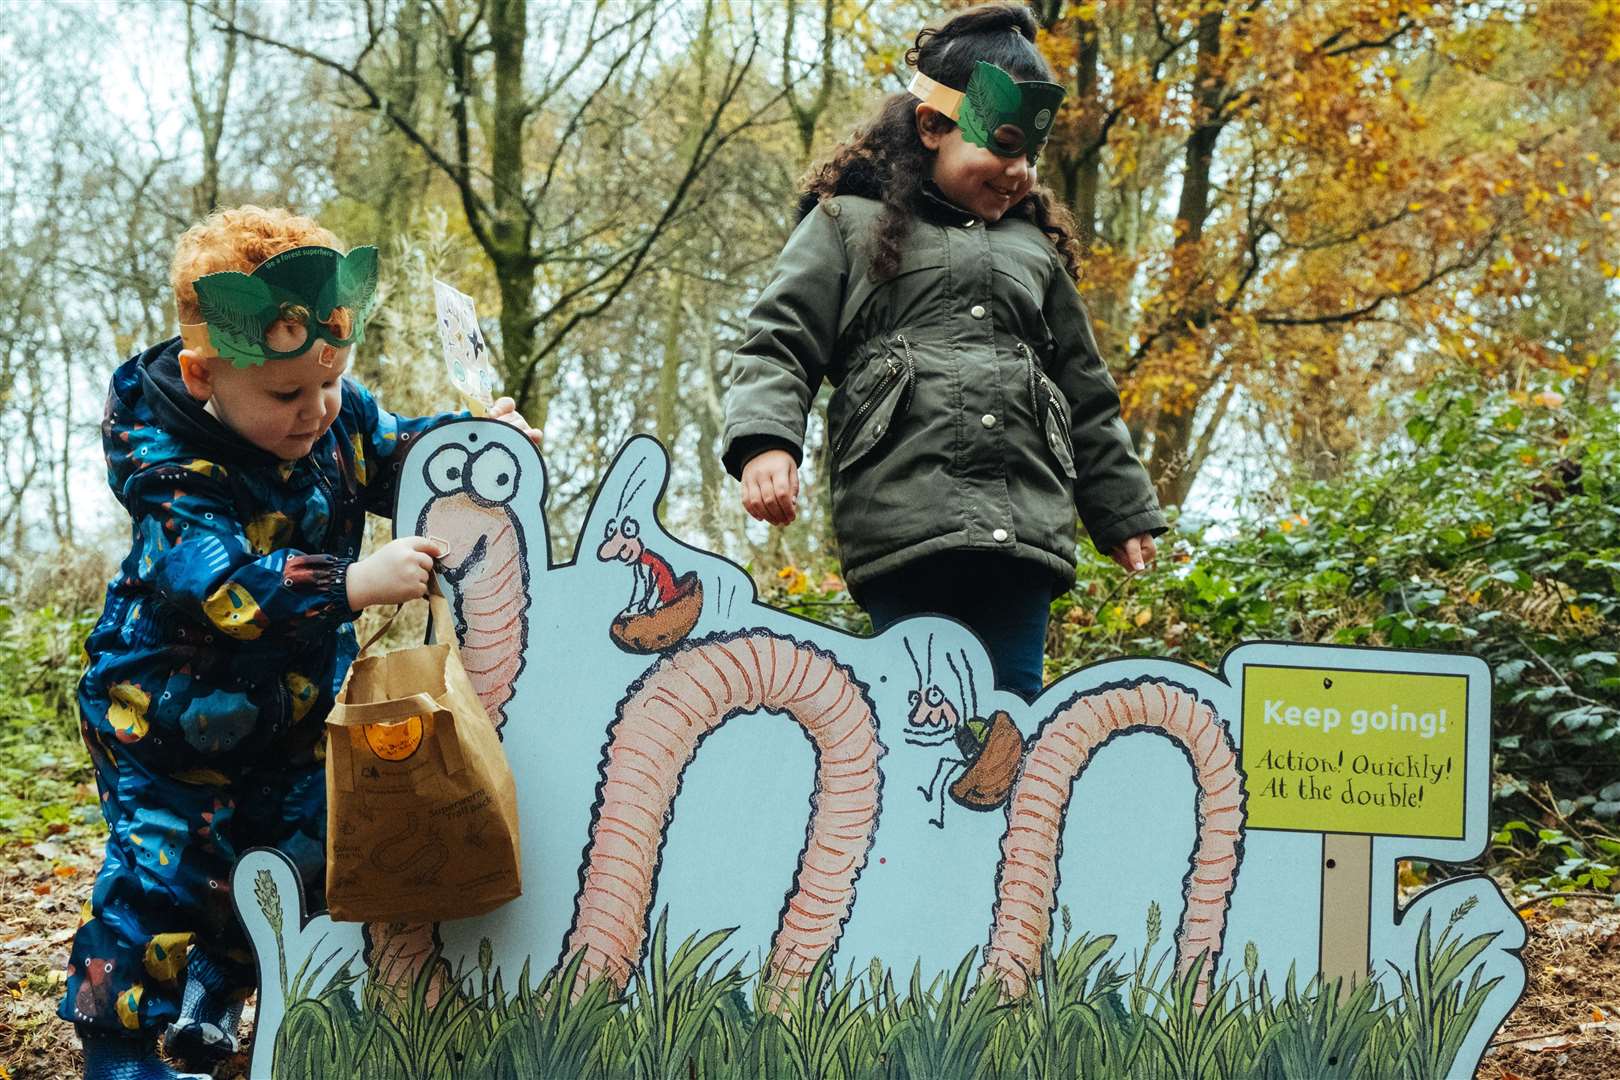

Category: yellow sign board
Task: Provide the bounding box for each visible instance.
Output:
[1241,664,1468,839]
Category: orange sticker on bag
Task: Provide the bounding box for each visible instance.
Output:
[362,715,425,761]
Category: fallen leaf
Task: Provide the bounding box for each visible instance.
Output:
[52,865,77,878]
[1518,1034,1576,1053]
[31,883,50,896]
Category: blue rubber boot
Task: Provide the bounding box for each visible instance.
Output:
[162,952,245,1068]
[79,1030,211,1080]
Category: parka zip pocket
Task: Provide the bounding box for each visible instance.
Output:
[834,335,917,471]
[1021,342,1078,480]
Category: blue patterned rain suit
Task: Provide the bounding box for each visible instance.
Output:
[61,339,455,1035]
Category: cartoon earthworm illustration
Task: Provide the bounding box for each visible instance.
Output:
[561,631,884,1000]
[363,922,448,1008]
[981,679,1245,1006]
[416,433,530,730]
[364,432,532,1001]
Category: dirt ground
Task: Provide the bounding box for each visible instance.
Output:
[3,830,1616,1080]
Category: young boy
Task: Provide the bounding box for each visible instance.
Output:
[60,205,538,1079]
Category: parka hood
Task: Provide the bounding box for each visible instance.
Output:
[103,338,282,506]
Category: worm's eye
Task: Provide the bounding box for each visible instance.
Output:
[604,519,618,540]
[425,445,470,496]
[925,687,945,707]
[620,517,639,539]
[468,445,520,505]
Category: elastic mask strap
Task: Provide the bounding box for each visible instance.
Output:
[179,322,217,359]
[908,71,964,121]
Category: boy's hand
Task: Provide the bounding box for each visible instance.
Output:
[347,536,447,610]
[489,397,541,446]
[741,449,799,526]
[1108,533,1158,574]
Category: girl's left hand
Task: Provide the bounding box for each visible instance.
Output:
[1109,532,1158,574]
[489,397,541,446]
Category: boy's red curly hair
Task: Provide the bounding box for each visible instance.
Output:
[170,205,345,326]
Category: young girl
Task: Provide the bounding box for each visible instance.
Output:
[722,3,1164,701]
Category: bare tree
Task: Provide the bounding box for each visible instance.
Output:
[214,0,786,432]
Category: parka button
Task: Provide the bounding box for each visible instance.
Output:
[970,304,987,319]
[981,414,997,428]
[992,528,1009,542]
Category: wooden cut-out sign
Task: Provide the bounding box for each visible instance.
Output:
[235,422,1526,1079]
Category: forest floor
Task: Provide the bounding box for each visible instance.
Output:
[2,825,1617,1079]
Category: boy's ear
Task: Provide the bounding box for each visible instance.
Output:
[915,103,949,150]
[177,349,216,402]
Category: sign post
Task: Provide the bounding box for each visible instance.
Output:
[1241,664,1470,998]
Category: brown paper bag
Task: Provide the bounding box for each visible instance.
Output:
[325,586,522,923]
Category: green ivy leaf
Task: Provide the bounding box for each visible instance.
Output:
[194,272,274,344]
[334,245,379,322]
[960,62,1019,149]
[1405,415,1434,442]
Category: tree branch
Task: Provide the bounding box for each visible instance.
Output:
[209,13,499,258]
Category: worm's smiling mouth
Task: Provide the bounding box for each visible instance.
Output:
[440,533,490,583]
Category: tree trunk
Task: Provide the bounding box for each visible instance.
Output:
[185,0,238,216]
[690,296,726,545]
[783,0,836,166]
[656,272,684,450]
[488,0,538,414]
[496,259,540,417]
[1146,6,1226,505]
[1072,13,1101,254]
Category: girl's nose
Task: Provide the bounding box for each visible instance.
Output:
[1003,156,1032,185]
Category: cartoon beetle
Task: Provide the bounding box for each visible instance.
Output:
[596,463,702,653]
[903,635,1024,828]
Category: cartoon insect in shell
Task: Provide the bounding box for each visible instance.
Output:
[596,460,702,654]
[903,635,1025,829]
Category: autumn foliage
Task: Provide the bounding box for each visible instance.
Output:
[1026,0,1619,504]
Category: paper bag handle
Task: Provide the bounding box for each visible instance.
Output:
[357,575,458,657]
[327,693,443,727]
[358,604,402,657]
[329,704,467,792]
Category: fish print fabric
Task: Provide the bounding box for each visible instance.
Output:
[62,338,457,1034]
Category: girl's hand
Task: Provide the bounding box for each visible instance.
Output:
[489,396,541,446]
[741,449,799,526]
[1109,533,1158,574]
[347,536,447,610]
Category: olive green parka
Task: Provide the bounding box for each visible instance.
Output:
[723,188,1165,599]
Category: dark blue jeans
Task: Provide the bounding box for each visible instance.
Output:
[859,551,1053,701]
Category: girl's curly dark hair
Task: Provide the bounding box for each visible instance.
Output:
[799,3,1082,282]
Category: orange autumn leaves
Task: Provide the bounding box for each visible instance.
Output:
[1026,1,1618,502]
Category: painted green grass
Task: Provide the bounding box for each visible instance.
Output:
[259,878,1503,1080]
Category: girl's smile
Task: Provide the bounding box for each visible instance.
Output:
[916,109,1036,223]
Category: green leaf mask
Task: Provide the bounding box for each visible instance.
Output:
[916,61,1067,160]
[189,245,380,368]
